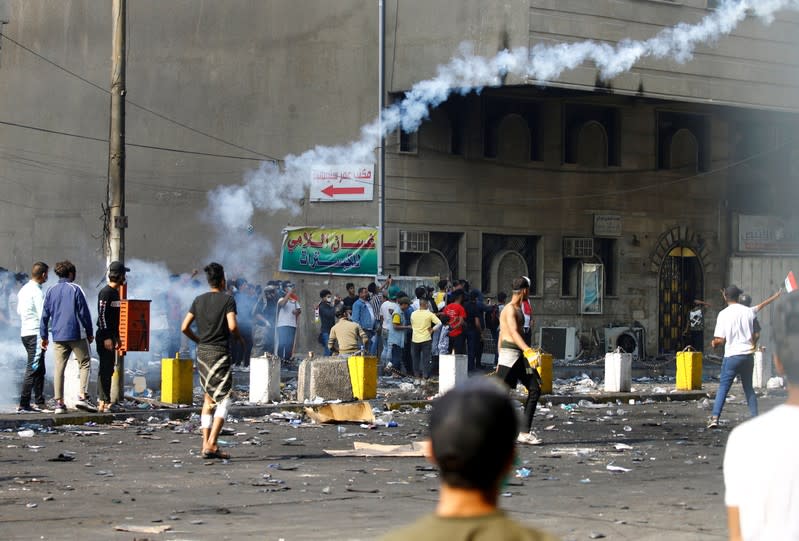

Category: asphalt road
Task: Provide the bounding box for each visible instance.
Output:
[0,390,783,541]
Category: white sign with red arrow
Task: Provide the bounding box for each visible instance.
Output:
[310,164,374,202]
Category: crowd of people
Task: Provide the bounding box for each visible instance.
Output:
[313,277,510,384]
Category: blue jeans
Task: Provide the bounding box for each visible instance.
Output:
[318,332,331,356]
[712,353,757,418]
[368,329,379,356]
[277,326,296,360]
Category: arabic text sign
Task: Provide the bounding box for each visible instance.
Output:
[309,164,374,202]
[738,215,799,255]
[280,226,379,276]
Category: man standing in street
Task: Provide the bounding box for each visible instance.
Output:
[410,298,441,383]
[379,378,558,541]
[442,290,467,354]
[723,290,798,540]
[351,287,375,348]
[181,262,243,460]
[16,262,49,413]
[95,261,128,413]
[317,289,337,356]
[275,283,301,360]
[496,276,543,445]
[708,285,781,429]
[39,260,96,414]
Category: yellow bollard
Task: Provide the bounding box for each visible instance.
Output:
[347,355,378,400]
[530,349,553,394]
[676,347,703,390]
[161,353,194,404]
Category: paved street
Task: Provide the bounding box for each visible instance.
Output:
[0,380,785,541]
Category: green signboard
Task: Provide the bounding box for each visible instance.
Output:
[280,226,379,276]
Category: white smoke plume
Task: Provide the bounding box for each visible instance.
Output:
[208,0,799,238]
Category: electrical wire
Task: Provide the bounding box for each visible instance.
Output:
[0,31,281,162]
[0,118,265,161]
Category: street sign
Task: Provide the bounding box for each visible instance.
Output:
[310,164,374,202]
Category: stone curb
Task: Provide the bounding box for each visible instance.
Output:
[0,389,713,430]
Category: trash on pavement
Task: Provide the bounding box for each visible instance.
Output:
[114,524,172,534]
[606,463,632,473]
[515,467,532,478]
[324,441,426,457]
[304,402,375,424]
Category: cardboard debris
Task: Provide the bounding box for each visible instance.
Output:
[305,402,375,424]
[324,441,426,457]
[114,524,172,534]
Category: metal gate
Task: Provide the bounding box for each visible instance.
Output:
[658,247,704,354]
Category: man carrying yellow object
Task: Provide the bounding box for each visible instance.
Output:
[496,276,542,445]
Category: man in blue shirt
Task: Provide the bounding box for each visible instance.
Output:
[351,287,375,350]
[40,260,96,414]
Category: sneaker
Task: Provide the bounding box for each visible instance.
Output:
[517,432,543,445]
[54,403,67,414]
[74,397,98,413]
[16,405,35,413]
[107,403,125,413]
[706,416,719,429]
[33,403,51,413]
[383,362,394,375]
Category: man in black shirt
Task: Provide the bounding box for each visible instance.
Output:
[181,262,243,460]
[317,289,337,356]
[95,260,129,413]
[342,282,357,313]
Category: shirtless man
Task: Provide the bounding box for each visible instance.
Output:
[496,276,542,445]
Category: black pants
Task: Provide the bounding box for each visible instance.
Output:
[496,351,542,433]
[449,333,466,355]
[96,331,116,403]
[19,335,46,407]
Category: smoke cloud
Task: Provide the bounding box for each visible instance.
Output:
[207,0,799,238]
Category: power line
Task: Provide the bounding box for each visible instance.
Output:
[0,31,281,163]
[0,118,265,161]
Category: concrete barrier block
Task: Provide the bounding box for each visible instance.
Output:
[439,354,468,395]
[752,349,770,389]
[250,354,282,403]
[297,357,354,402]
[604,351,632,392]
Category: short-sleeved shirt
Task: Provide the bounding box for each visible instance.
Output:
[379,511,559,541]
[713,303,757,356]
[277,299,300,328]
[410,309,441,343]
[189,291,237,347]
[442,303,466,337]
[724,404,799,540]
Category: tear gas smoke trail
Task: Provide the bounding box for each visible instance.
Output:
[209,0,799,238]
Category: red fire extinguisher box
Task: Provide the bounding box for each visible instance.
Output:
[119,299,151,353]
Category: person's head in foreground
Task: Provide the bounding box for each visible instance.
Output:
[723,293,799,541]
[379,378,558,541]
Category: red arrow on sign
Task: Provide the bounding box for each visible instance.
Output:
[321,185,365,198]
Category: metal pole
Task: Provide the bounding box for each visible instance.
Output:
[377,0,386,275]
[109,0,126,403]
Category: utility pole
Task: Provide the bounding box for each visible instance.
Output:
[377,0,386,274]
[108,0,126,403]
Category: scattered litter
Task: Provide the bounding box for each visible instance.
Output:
[577,400,605,409]
[623,425,633,432]
[614,443,633,451]
[500,492,512,497]
[321,486,332,494]
[26,503,37,508]
[17,429,34,438]
[346,487,379,493]
[304,402,375,424]
[324,441,426,457]
[606,463,632,473]
[48,453,75,462]
[515,467,532,478]
[589,533,606,539]
[579,478,591,484]
[114,524,172,534]
[767,376,785,390]
[550,447,596,456]
[398,382,415,392]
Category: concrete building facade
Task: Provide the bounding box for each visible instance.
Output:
[0,1,797,357]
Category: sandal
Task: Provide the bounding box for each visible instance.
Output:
[201,448,231,460]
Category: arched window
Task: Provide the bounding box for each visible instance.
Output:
[495,114,531,162]
[419,109,452,155]
[576,121,608,167]
[407,249,449,278]
[490,250,529,295]
[668,128,699,172]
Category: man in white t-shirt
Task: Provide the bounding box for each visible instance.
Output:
[708,285,781,429]
[379,287,399,366]
[276,283,301,360]
[723,291,798,541]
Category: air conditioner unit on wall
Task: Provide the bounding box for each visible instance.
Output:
[399,230,430,253]
[538,327,579,360]
[604,327,645,362]
[563,237,594,258]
